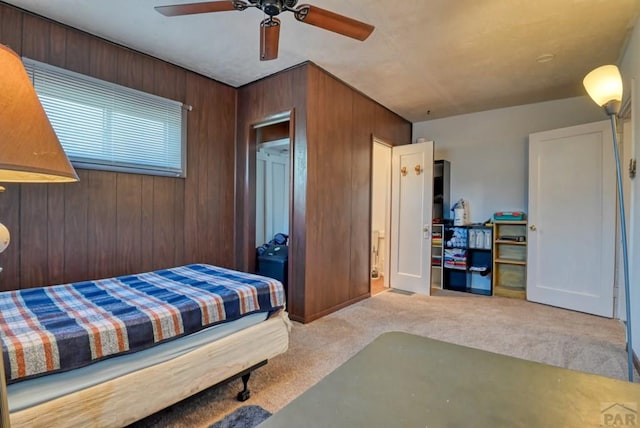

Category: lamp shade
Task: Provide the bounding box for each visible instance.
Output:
[583,64,623,107]
[0,44,78,183]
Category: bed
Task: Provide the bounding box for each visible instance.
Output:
[0,263,290,428]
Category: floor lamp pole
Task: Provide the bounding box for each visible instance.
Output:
[609,113,634,382]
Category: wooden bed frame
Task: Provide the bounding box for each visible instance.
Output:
[7,309,290,428]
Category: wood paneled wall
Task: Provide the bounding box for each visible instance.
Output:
[236,65,308,320]
[237,63,411,323]
[304,64,411,321]
[0,3,237,290]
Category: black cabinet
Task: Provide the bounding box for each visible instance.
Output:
[433,160,450,223]
[442,225,493,296]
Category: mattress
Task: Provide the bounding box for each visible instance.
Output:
[7,311,268,412]
[0,263,286,383]
[10,310,291,428]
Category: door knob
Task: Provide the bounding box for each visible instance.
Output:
[529,225,537,231]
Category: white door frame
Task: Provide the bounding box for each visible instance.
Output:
[372,138,392,288]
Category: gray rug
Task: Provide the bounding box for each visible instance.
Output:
[209,405,272,428]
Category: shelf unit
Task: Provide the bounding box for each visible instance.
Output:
[492,221,528,299]
[442,225,493,296]
[431,224,444,289]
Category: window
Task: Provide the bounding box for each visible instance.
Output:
[23,58,186,177]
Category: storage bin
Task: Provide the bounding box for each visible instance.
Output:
[257,245,288,294]
[493,211,526,221]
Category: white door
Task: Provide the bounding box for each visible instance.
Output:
[390,141,434,295]
[527,120,615,317]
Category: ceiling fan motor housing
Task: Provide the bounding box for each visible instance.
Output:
[262,0,282,16]
[254,0,298,16]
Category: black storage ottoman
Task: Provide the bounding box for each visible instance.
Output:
[257,245,288,295]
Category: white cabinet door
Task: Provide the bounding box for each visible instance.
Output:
[389,141,434,295]
[527,120,615,317]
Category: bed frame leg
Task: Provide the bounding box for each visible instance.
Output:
[237,372,252,401]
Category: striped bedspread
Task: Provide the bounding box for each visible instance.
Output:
[0,264,286,384]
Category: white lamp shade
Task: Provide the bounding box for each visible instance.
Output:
[583,65,623,107]
[0,223,10,253]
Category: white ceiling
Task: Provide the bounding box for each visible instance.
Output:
[4,0,640,122]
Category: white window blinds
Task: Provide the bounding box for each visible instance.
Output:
[23,58,186,177]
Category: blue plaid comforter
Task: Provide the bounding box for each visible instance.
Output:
[0,264,286,384]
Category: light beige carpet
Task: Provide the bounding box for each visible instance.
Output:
[130,289,636,427]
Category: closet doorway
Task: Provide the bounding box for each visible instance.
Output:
[371,139,392,294]
[255,119,290,249]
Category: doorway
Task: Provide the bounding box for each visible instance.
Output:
[371,140,392,294]
[255,120,290,248]
[253,116,292,300]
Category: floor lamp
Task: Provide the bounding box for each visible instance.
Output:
[583,65,634,382]
[0,44,79,427]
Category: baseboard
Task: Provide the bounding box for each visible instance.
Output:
[301,294,370,323]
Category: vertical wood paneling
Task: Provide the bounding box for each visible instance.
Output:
[205,83,236,267]
[63,170,89,283]
[89,37,118,81]
[21,14,49,62]
[350,92,376,299]
[48,24,66,68]
[154,60,185,102]
[64,29,91,74]
[140,176,155,272]
[184,72,204,263]
[116,48,144,90]
[152,177,175,270]
[115,174,142,275]
[305,67,353,315]
[19,184,48,288]
[47,185,65,285]
[0,3,23,53]
[87,172,117,280]
[375,104,412,146]
[185,72,237,268]
[173,180,185,266]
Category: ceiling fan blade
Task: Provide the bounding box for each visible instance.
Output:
[294,4,374,41]
[155,1,237,17]
[260,18,280,61]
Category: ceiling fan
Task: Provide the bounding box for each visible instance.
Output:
[155,0,375,61]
